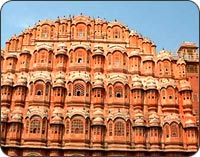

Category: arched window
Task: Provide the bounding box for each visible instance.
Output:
[71,27,74,39]
[45,83,50,96]
[165,124,170,138]
[30,119,40,134]
[35,83,44,96]
[77,28,84,38]
[114,53,120,67]
[115,86,123,98]
[113,29,120,39]
[108,54,111,65]
[109,87,112,97]
[109,122,112,136]
[161,89,166,100]
[71,119,83,134]
[114,121,124,136]
[171,123,178,137]
[68,84,72,96]
[167,87,174,100]
[126,122,130,136]
[66,120,69,134]
[26,119,29,133]
[73,83,84,96]
[41,27,49,38]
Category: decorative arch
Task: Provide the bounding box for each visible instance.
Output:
[114,118,125,136]
[71,115,84,134]
[34,80,45,96]
[73,82,85,96]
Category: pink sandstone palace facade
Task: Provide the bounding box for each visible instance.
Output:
[1,15,199,156]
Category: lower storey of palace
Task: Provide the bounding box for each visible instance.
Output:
[1,146,198,156]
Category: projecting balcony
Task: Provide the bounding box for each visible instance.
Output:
[1,95,12,103]
[69,63,91,72]
[92,97,104,104]
[33,63,53,72]
[19,63,29,72]
[67,96,91,106]
[107,97,129,108]
[55,63,67,72]
[6,67,15,73]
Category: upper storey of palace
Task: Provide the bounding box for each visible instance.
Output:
[2,14,198,61]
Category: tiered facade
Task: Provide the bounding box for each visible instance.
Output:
[1,15,199,156]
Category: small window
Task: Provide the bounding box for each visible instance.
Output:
[77,91,81,96]
[36,90,42,96]
[169,96,172,99]
[116,93,121,98]
[78,58,82,63]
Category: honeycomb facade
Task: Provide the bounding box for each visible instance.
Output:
[1,15,199,156]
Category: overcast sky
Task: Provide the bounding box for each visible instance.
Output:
[1,1,199,53]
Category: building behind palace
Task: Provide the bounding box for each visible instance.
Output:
[1,15,199,156]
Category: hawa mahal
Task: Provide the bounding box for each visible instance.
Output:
[1,15,199,156]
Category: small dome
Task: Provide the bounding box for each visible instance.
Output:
[53,78,65,88]
[10,108,23,122]
[92,117,104,125]
[56,49,67,56]
[177,57,186,65]
[129,30,138,36]
[129,51,140,58]
[93,109,103,117]
[179,80,191,91]
[1,77,14,87]
[146,80,157,90]
[133,112,145,126]
[57,43,67,49]
[93,79,104,89]
[51,115,63,124]
[149,113,160,126]
[60,16,67,23]
[20,49,31,56]
[185,119,196,127]
[6,53,17,59]
[15,77,27,86]
[143,37,151,43]
[132,79,143,89]
[1,108,10,122]
[143,56,153,62]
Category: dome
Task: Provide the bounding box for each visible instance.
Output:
[51,115,63,124]
[60,17,67,23]
[6,53,17,59]
[93,48,104,56]
[10,108,23,122]
[132,79,143,90]
[143,56,153,62]
[92,116,104,126]
[56,49,67,56]
[1,108,10,122]
[129,51,140,58]
[146,80,157,90]
[133,112,145,126]
[1,77,14,87]
[15,77,27,87]
[157,49,172,61]
[185,119,196,128]
[143,37,151,43]
[20,49,31,56]
[57,43,67,49]
[93,109,103,117]
[177,57,186,65]
[53,79,65,88]
[93,79,104,89]
[179,80,191,91]
[149,113,160,126]
[129,30,138,36]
